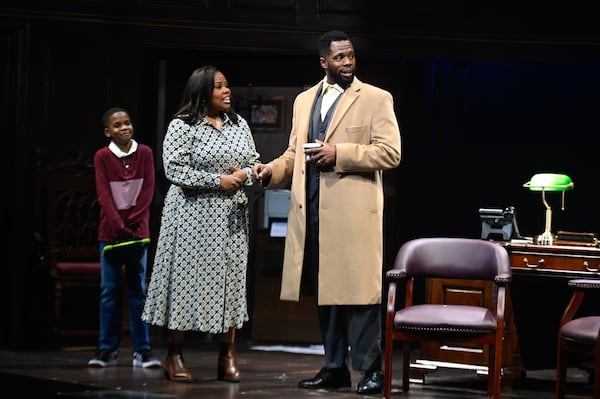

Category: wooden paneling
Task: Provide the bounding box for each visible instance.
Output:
[2,0,600,61]
[230,0,295,9]
[418,278,521,371]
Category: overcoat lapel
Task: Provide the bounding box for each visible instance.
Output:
[325,80,360,140]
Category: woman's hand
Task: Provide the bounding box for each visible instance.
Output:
[229,166,247,182]
[220,166,246,192]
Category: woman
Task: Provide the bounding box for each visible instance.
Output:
[142,65,260,383]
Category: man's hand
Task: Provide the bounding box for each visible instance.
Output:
[308,140,336,170]
[252,163,272,186]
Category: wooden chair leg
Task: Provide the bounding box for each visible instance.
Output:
[556,341,567,399]
[487,346,494,396]
[402,342,411,392]
[487,345,495,396]
[52,282,63,347]
[594,342,599,399]
[491,344,502,399]
[383,335,393,398]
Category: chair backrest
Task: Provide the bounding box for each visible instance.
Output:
[46,174,99,254]
[392,237,511,281]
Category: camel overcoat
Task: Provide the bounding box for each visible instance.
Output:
[265,77,401,305]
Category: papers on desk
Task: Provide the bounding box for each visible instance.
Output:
[510,238,533,244]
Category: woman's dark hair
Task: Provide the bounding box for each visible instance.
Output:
[174,65,239,125]
[102,107,129,128]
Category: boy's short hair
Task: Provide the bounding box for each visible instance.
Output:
[102,107,129,128]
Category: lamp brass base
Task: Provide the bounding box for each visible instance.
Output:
[535,231,554,246]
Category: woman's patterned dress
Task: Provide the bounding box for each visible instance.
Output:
[142,115,260,334]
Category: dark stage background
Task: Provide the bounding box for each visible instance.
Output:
[3,1,600,350]
[395,58,600,242]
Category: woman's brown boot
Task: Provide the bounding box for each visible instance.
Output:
[164,353,193,383]
[164,330,193,383]
[217,328,241,382]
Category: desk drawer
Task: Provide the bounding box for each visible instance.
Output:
[510,252,600,274]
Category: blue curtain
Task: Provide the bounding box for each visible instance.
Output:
[395,58,600,240]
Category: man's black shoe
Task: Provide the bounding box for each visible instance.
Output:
[356,370,383,394]
[297,366,351,389]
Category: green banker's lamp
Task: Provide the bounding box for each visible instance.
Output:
[523,173,574,245]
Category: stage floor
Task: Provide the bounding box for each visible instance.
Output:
[0,333,594,399]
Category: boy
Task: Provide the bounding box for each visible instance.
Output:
[88,107,160,368]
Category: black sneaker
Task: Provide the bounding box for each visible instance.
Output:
[132,350,161,368]
[88,349,118,367]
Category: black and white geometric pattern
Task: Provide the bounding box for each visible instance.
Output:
[142,115,260,334]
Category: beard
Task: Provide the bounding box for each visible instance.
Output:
[331,69,355,89]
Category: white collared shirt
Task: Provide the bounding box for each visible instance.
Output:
[320,80,344,121]
[109,139,138,158]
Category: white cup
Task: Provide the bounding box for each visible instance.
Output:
[303,142,322,160]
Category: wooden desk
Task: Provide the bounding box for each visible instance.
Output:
[411,242,600,382]
[250,230,321,344]
[509,242,600,276]
[507,242,600,370]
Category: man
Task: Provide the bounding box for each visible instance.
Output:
[252,30,401,395]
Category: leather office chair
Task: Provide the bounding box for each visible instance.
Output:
[383,237,511,399]
[555,278,600,399]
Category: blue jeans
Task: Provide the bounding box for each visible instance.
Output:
[98,242,151,352]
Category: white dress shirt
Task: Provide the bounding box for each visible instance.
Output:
[320,81,343,121]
